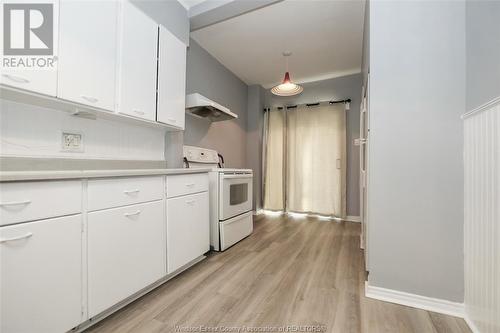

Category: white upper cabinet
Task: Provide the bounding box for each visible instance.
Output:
[58,1,118,111]
[0,0,59,96]
[157,25,187,130]
[116,1,158,121]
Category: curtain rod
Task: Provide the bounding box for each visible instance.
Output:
[263,99,351,112]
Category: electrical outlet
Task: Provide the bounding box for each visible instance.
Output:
[61,132,84,152]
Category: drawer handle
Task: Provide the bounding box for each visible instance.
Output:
[133,109,145,115]
[124,210,141,217]
[0,200,32,207]
[80,95,98,103]
[0,232,33,244]
[2,74,30,83]
[186,200,196,205]
[185,183,195,187]
[123,189,140,195]
[167,118,177,123]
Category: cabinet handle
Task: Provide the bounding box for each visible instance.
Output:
[186,200,196,205]
[80,95,98,103]
[185,183,195,187]
[2,74,30,83]
[133,109,145,115]
[0,200,31,207]
[0,232,33,244]
[123,189,140,194]
[167,118,177,123]
[124,210,141,217]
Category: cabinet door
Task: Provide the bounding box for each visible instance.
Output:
[167,192,209,273]
[87,200,165,317]
[0,0,59,96]
[58,1,118,110]
[116,1,158,121]
[0,215,82,333]
[157,25,186,129]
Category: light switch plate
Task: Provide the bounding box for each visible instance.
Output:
[61,132,84,152]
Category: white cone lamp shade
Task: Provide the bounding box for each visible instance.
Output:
[271,71,303,96]
[271,52,303,96]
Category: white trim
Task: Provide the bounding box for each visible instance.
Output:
[253,209,264,215]
[346,215,361,222]
[365,282,465,318]
[464,314,481,333]
[462,95,500,119]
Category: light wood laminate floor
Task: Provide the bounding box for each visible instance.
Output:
[86,215,470,333]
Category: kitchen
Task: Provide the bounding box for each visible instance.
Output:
[1,1,499,333]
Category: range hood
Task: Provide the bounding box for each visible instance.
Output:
[185,93,238,122]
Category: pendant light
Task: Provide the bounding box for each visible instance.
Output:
[271,52,303,96]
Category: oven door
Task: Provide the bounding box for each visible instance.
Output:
[219,173,253,221]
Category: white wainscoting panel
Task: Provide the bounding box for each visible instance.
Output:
[0,100,166,160]
[463,97,500,333]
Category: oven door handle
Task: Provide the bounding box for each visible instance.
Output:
[221,174,253,179]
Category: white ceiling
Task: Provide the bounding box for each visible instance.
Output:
[178,0,208,10]
[191,0,365,88]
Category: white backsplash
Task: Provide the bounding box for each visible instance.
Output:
[0,100,166,161]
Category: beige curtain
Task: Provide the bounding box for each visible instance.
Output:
[287,104,346,217]
[263,108,285,211]
[263,103,347,218]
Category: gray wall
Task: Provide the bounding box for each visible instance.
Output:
[183,39,249,168]
[246,85,266,210]
[264,74,363,217]
[368,1,465,302]
[361,0,370,89]
[131,0,190,45]
[466,0,500,110]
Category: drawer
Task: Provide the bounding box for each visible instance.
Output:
[166,173,208,198]
[87,176,163,211]
[0,180,82,226]
[219,211,253,251]
[87,200,165,317]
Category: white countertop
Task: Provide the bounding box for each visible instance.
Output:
[0,167,212,182]
[0,157,212,182]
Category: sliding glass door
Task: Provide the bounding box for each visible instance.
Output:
[263,103,347,218]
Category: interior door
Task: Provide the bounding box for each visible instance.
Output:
[359,75,370,270]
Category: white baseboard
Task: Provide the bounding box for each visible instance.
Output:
[365,282,465,318]
[346,215,361,222]
[464,314,480,333]
[253,209,264,215]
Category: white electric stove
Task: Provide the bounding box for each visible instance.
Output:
[183,145,253,251]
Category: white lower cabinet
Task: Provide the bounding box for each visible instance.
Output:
[0,172,210,330]
[167,191,209,273]
[87,200,165,317]
[0,215,83,333]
